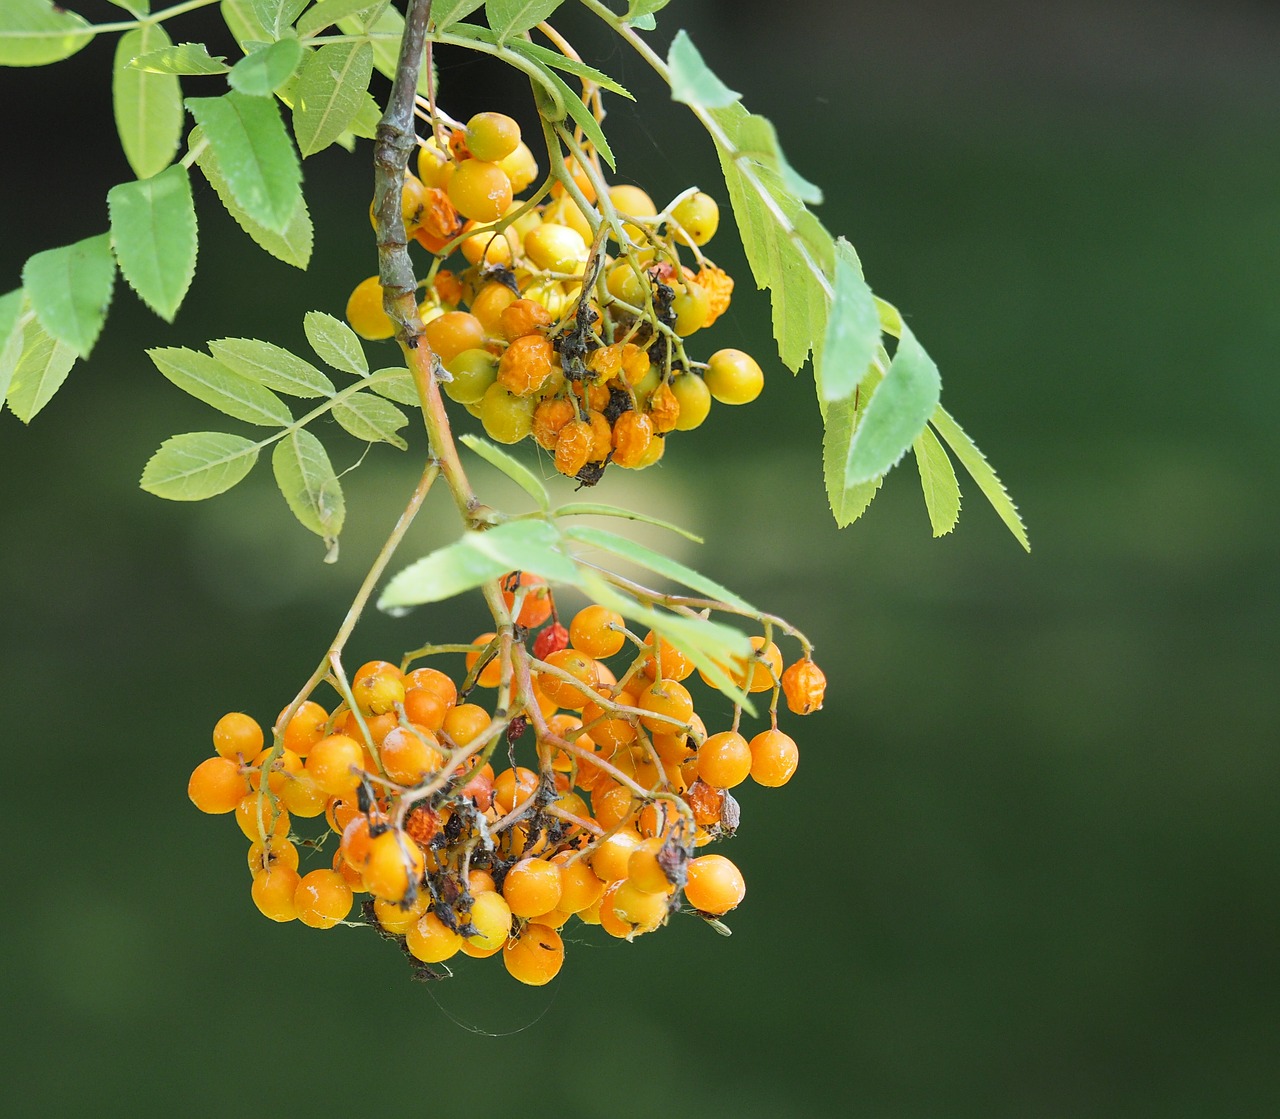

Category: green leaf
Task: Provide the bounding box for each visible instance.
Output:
[668,28,740,109]
[912,424,961,538]
[484,0,562,41]
[843,325,940,486]
[430,1,485,32]
[332,390,409,448]
[379,520,581,611]
[4,313,77,423]
[816,237,879,403]
[875,295,903,338]
[544,67,615,169]
[293,41,373,157]
[563,525,753,612]
[148,346,294,425]
[553,502,702,544]
[272,428,345,547]
[459,432,549,511]
[107,0,151,15]
[250,0,308,39]
[221,0,269,48]
[630,14,655,30]
[339,6,431,97]
[209,337,335,397]
[22,234,115,358]
[108,165,198,322]
[129,42,230,76]
[298,0,383,36]
[113,25,183,180]
[187,92,302,234]
[368,366,419,406]
[626,0,670,18]
[0,0,94,67]
[822,385,882,528]
[228,34,305,96]
[140,431,261,500]
[191,124,313,268]
[929,407,1030,552]
[499,34,632,98]
[304,311,368,376]
[577,572,753,710]
[0,290,26,406]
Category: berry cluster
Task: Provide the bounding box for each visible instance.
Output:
[188,573,825,984]
[346,111,763,485]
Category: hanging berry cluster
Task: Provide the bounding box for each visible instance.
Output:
[345,110,762,486]
[188,573,825,984]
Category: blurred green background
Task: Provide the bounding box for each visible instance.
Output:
[1,1,1277,1115]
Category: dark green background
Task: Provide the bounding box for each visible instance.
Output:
[1,1,1276,1115]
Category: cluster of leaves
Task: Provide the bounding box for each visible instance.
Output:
[0,0,1026,558]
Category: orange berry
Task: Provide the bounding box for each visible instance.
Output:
[213,712,263,761]
[251,865,301,922]
[696,730,752,789]
[554,418,593,477]
[463,889,513,952]
[294,868,354,929]
[569,603,626,659]
[497,333,554,396]
[500,570,554,627]
[406,910,462,963]
[500,298,553,341]
[636,678,694,734]
[589,829,642,882]
[502,857,563,918]
[277,700,328,758]
[465,632,503,689]
[537,648,602,709]
[305,734,365,796]
[248,838,298,877]
[684,853,745,915]
[611,410,654,468]
[493,765,539,815]
[748,728,799,787]
[646,380,681,434]
[599,879,667,937]
[781,657,826,715]
[188,756,249,814]
[641,631,695,682]
[235,793,290,843]
[424,311,485,365]
[447,159,514,223]
[363,829,426,902]
[532,396,576,450]
[442,702,491,748]
[503,923,564,985]
[379,726,444,785]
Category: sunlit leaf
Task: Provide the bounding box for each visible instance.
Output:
[368,366,419,406]
[0,290,26,405]
[930,407,1030,552]
[459,432,549,511]
[332,390,409,448]
[293,41,374,157]
[4,313,77,423]
[22,234,115,358]
[298,0,386,36]
[191,124,313,268]
[108,165,198,322]
[816,237,878,403]
[304,311,368,376]
[148,346,294,425]
[499,35,632,98]
[0,0,94,67]
[187,92,302,234]
[228,35,305,96]
[209,337,335,397]
[667,28,739,109]
[543,66,615,168]
[272,428,345,546]
[379,520,580,611]
[140,431,261,500]
[113,24,183,179]
[129,42,229,75]
[912,424,961,538]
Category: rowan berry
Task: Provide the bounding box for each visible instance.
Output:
[503,923,564,985]
[500,298,553,341]
[247,745,302,792]
[532,397,576,450]
[463,890,513,952]
[569,604,626,659]
[591,783,635,831]
[684,853,745,915]
[305,734,365,796]
[704,348,764,405]
[781,657,826,714]
[403,686,450,732]
[641,631,696,682]
[497,140,539,193]
[468,868,498,895]
[235,792,290,842]
[213,711,264,761]
[480,382,536,443]
[416,137,450,187]
[373,892,428,934]
[440,347,498,405]
[442,702,491,748]
[585,408,612,461]
[294,869,354,929]
[695,264,734,326]
[502,857,563,918]
[646,381,681,434]
[606,261,649,306]
[670,372,712,431]
[748,729,799,787]
[447,159,513,223]
[533,622,570,661]
[463,111,521,162]
[524,222,589,274]
[497,334,554,395]
[537,648,602,709]
[637,678,695,734]
[465,632,503,688]
[188,756,250,814]
[552,852,606,913]
[611,410,654,468]
[501,571,554,627]
[424,311,485,365]
[626,835,677,895]
[248,838,298,876]
[346,276,395,341]
[671,191,719,246]
[279,772,328,817]
[589,828,642,882]
[459,222,516,267]
[621,343,651,385]
[697,730,752,789]
[406,910,462,963]
[608,183,657,232]
[670,280,711,336]
[251,864,302,922]
[363,829,426,902]
[493,766,538,815]
[277,700,328,758]
[380,726,443,785]
[369,173,426,233]
[351,660,404,716]
[600,879,667,937]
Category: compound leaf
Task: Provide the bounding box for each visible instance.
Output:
[22,234,115,358]
[500,34,632,98]
[816,237,879,403]
[272,428,345,546]
[369,366,419,406]
[485,0,562,41]
[192,124,313,268]
[912,423,961,538]
[4,313,77,423]
[930,406,1030,552]
[209,337,334,397]
[113,24,183,178]
[228,34,305,96]
[149,346,294,425]
[304,311,367,376]
[187,92,302,234]
[332,390,409,448]
[129,42,230,75]
[0,0,94,67]
[379,519,581,611]
[459,432,549,511]
[140,431,260,499]
[108,165,198,322]
[293,40,373,156]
